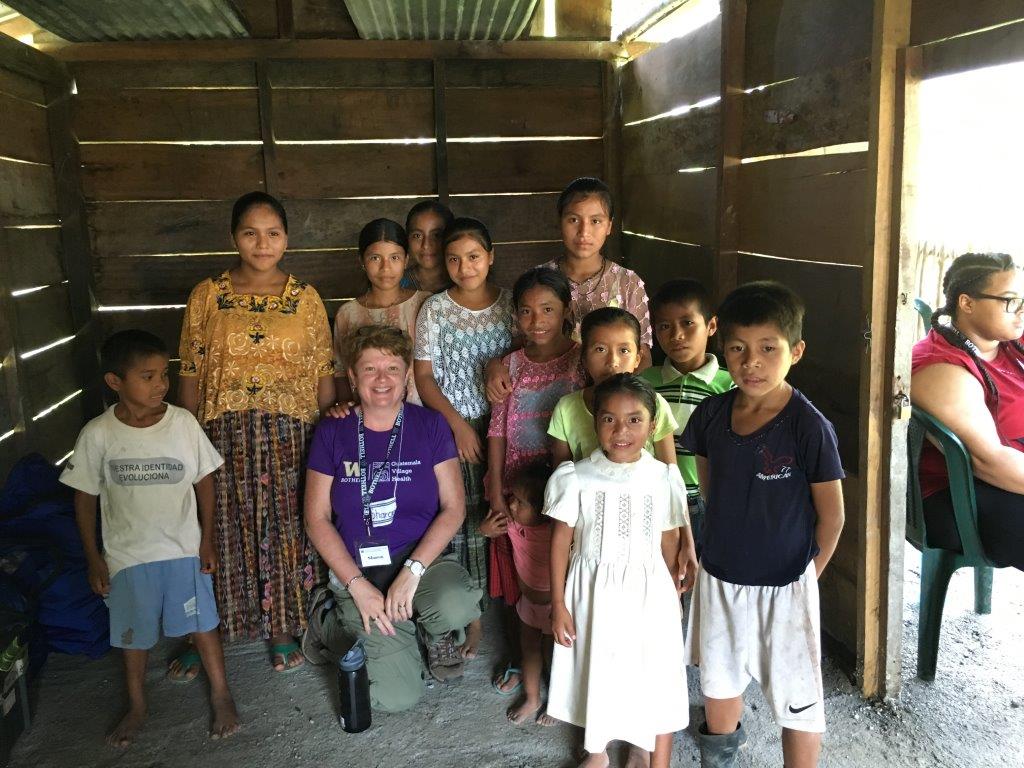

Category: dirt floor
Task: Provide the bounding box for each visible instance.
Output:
[9,545,1024,767]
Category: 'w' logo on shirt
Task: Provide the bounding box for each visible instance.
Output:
[343,461,360,477]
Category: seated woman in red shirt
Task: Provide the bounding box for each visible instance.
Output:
[911,252,1024,570]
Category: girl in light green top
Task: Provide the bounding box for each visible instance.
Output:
[549,307,677,466]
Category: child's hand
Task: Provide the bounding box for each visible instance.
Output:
[199,537,218,574]
[487,481,509,515]
[452,418,483,463]
[485,358,512,404]
[551,604,576,648]
[325,400,355,419]
[87,557,110,597]
[480,508,509,538]
[677,545,698,595]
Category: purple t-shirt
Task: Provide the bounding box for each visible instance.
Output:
[306,403,458,561]
[681,387,844,587]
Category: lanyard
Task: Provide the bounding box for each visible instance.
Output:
[357,405,404,535]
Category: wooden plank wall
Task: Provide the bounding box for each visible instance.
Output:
[910,0,1024,47]
[70,57,607,373]
[619,16,721,297]
[618,0,875,656]
[737,0,873,659]
[0,40,97,476]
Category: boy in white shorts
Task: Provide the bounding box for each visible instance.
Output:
[62,330,240,747]
[681,282,845,768]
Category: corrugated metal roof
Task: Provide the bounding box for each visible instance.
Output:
[2,0,249,42]
[344,0,541,40]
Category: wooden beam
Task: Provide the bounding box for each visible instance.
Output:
[602,61,623,261]
[617,0,689,43]
[41,39,640,63]
[43,76,103,419]
[714,0,745,302]
[0,230,30,467]
[0,29,68,84]
[433,59,448,205]
[857,0,912,700]
[276,0,295,39]
[256,60,277,197]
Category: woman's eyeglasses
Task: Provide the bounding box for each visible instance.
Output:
[973,293,1024,313]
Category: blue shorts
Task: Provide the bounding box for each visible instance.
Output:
[106,557,220,649]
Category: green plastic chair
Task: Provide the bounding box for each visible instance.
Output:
[906,408,998,679]
[907,299,999,680]
[914,297,933,327]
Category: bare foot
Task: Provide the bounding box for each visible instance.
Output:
[459,618,482,659]
[107,707,146,748]
[210,694,241,739]
[536,708,558,727]
[625,745,651,768]
[507,696,543,725]
[579,751,610,768]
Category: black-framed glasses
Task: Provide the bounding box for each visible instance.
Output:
[973,293,1024,313]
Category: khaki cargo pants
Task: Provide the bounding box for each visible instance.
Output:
[320,555,482,712]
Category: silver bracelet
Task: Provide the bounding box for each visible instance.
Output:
[345,574,367,590]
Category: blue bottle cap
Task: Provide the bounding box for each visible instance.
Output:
[339,638,366,672]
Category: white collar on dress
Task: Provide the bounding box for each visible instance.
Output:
[588,448,648,478]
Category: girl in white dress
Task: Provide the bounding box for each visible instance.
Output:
[547,373,698,768]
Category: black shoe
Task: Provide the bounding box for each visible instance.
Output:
[697,722,745,768]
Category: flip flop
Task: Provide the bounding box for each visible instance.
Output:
[167,648,202,683]
[271,641,305,673]
[492,665,522,696]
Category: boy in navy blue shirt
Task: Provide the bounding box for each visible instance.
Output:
[681,281,845,768]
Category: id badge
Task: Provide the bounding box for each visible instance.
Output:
[358,539,392,568]
[369,496,397,527]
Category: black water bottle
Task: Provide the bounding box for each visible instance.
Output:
[338,639,371,733]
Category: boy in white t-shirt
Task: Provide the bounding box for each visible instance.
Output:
[61,330,239,746]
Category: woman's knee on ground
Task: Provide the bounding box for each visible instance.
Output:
[368,646,426,713]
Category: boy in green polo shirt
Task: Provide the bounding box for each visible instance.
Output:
[641,279,733,549]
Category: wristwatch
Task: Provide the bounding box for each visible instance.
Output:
[404,559,426,577]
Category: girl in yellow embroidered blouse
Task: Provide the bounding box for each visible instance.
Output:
[180,270,334,423]
[177,192,335,676]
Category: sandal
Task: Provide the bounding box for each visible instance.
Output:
[167,648,202,683]
[271,641,305,673]
[492,664,523,696]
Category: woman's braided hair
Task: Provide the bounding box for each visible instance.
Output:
[932,252,1024,407]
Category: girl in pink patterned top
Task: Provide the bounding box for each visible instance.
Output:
[481,268,584,696]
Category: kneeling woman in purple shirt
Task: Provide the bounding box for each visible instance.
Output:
[304,324,483,711]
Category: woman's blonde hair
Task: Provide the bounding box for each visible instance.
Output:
[343,324,413,369]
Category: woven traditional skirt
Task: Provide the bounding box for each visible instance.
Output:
[449,415,489,595]
[205,409,321,641]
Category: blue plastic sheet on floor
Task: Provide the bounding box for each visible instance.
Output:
[0,454,109,667]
